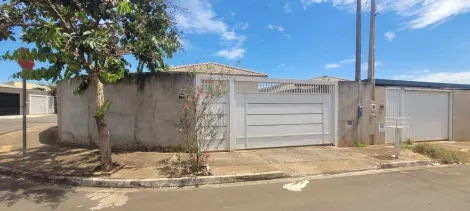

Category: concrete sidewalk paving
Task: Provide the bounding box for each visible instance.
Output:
[0,125,469,183]
[208,145,431,176]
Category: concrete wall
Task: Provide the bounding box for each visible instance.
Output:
[57,72,192,151]
[452,90,470,141]
[0,86,49,115]
[337,81,386,146]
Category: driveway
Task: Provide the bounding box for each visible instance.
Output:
[0,114,57,135]
[0,165,469,210]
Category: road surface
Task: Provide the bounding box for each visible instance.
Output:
[0,115,57,135]
[0,165,469,210]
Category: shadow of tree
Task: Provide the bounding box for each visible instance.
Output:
[0,176,75,210]
[0,126,101,176]
[156,155,190,178]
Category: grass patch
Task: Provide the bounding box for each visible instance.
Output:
[354,142,367,148]
[404,139,414,145]
[412,143,469,164]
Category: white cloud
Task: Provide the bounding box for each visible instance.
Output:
[278,64,286,67]
[268,24,290,39]
[268,24,285,32]
[301,0,470,29]
[361,61,381,70]
[215,47,246,60]
[284,2,292,13]
[340,56,355,64]
[174,0,246,60]
[394,70,470,84]
[384,31,396,41]
[239,22,249,30]
[325,63,341,69]
[231,12,236,16]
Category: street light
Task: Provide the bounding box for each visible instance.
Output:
[16,47,35,157]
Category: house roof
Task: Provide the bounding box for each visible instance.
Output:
[169,62,268,77]
[364,79,470,90]
[0,83,18,89]
[310,76,350,81]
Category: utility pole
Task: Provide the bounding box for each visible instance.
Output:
[355,0,362,144]
[368,0,376,101]
[22,79,27,156]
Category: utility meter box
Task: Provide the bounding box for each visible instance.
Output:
[370,102,376,117]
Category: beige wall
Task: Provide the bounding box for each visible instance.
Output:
[337,81,386,146]
[57,72,192,151]
[452,90,470,141]
[0,86,48,115]
[7,81,49,90]
[234,81,259,92]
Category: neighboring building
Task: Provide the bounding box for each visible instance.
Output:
[169,62,268,77]
[6,81,49,91]
[338,78,470,146]
[0,83,54,116]
[311,76,350,81]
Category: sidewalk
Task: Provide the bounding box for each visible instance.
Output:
[0,125,468,187]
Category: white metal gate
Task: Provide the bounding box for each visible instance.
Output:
[196,75,338,151]
[385,88,451,143]
[30,94,55,115]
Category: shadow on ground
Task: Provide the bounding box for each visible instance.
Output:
[0,126,101,176]
[0,176,75,210]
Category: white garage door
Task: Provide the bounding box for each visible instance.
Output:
[199,76,338,151]
[386,88,450,143]
[30,95,55,115]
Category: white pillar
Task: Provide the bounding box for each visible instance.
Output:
[228,79,236,151]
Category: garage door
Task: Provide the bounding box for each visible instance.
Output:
[0,92,20,116]
[30,95,55,114]
[386,88,450,143]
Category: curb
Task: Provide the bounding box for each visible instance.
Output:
[377,160,439,169]
[0,160,441,188]
[0,166,288,188]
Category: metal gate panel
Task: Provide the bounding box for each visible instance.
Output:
[197,75,338,151]
[30,95,48,114]
[385,88,450,143]
[403,90,449,141]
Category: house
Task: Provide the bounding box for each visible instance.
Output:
[311,76,350,81]
[57,64,470,151]
[0,82,54,116]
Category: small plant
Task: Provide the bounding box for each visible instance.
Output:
[404,139,414,145]
[354,142,367,148]
[177,74,227,173]
[412,143,469,164]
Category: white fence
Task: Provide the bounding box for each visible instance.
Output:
[196,75,338,151]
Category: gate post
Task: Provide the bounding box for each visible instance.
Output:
[228,78,236,151]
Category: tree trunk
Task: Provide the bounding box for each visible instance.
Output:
[90,73,113,172]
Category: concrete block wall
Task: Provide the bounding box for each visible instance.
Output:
[57,72,192,151]
[337,81,386,146]
[452,90,470,141]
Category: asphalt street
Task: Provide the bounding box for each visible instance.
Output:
[0,165,469,211]
[0,115,57,135]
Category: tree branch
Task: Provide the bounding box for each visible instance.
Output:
[79,51,93,73]
[43,0,72,31]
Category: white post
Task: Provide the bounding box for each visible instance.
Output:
[228,79,236,151]
[333,82,339,146]
[395,118,400,159]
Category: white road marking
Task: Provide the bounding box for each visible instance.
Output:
[283,180,309,192]
[86,191,129,210]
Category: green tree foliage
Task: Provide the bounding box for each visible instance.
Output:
[0,0,181,171]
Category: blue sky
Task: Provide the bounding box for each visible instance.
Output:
[2,0,470,84]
